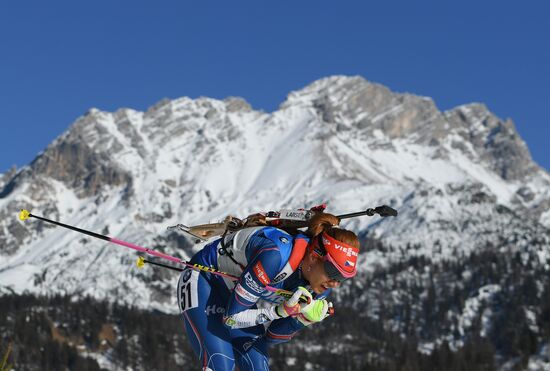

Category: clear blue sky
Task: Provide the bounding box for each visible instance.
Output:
[1,1,549,173]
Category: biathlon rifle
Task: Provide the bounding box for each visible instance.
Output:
[168,204,398,243]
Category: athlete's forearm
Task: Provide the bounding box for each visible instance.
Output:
[223,306,280,329]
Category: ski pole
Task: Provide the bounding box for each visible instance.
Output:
[18,210,310,304]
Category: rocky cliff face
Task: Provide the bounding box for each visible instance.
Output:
[444,103,538,181]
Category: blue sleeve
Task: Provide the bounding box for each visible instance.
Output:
[263,317,305,345]
[225,233,282,317]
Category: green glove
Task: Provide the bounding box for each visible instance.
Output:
[295,298,333,326]
[274,286,311,318]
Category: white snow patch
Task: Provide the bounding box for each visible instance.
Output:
[458,284,500,337]
[527,343,550,371]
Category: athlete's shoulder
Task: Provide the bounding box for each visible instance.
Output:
[260,227,294,247]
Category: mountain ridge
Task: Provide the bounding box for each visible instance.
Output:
[2,75,550,369]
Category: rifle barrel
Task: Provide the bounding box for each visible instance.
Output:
[337,210,373,220]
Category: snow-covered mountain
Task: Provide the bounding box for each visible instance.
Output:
[1,76,550,368]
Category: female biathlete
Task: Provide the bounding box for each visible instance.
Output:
[177,213,360,370]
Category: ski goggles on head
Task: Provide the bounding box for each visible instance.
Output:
[313,232,359,282]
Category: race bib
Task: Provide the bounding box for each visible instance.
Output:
[177,268,199,313]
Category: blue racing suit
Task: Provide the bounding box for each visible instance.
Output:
[176,226,330,370]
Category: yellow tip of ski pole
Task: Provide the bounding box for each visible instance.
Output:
[136,256,145,268]
[19,209,30,221]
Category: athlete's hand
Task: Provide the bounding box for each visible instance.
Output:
[295,299,333,326]
[275,286,312,318]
